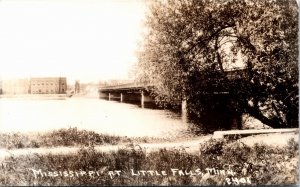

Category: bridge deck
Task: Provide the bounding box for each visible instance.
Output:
[99,83,152,92]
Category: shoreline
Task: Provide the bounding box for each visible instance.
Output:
[0,94,68,99]
[0,131,297,158]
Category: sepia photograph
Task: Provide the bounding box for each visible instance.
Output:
[0,0,298,186]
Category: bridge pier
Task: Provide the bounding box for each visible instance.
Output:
[119,92,140,104]
[182,99,188,124]
[109,92,122,101]
[99,92,110,100]
[141,91,144,108]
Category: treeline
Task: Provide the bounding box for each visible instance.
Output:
[136,0,298,129]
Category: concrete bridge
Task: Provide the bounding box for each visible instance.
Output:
[98,69,247,106]
[99,69,248,130]
[99,82,190,124]
[98,82,155,108]
[98,81,235,127]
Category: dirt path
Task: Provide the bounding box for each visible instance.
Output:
[0,132,298,160]
[0,135,211,159]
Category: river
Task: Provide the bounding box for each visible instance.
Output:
[0,97,197,138]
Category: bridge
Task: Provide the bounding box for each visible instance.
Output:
[98,69,248,129]
[98,69,247,107]
[98,82,155,108]
[99,81,190,123]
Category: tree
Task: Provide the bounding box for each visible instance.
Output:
[137,0,298,128]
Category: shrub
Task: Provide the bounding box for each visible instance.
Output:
[0,137,298,185]
[0,128,166,149]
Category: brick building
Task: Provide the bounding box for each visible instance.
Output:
[30,77,67,94]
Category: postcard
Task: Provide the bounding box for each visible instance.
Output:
[0,0,298,186]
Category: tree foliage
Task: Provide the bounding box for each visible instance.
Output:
[137,0,298,128]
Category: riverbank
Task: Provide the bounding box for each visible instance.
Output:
[0,127,172,150]
[1,126,297,149]
[0,130,297,157]
[0,131,298,186]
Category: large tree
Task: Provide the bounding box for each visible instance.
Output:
[137,0,298,128]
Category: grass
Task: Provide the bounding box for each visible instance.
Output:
[0,127,169,149]
[0,137,298,185]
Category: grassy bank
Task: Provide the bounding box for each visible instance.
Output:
[0,138,298,186]
[0,127,168,149]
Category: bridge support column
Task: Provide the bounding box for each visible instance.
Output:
[120,93,123,103]
[182,98,187,124]
[108,93,111,101]
[99,92,109,100]
[141,91,145,108]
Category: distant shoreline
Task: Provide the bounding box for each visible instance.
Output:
[0,94,101,100]
[0,94,68,99]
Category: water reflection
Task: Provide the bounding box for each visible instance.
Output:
[0,97,199,138]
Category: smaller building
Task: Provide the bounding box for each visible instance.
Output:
[30,77,67,94]
[2,79,30,95]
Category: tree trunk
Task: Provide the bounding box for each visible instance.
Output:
[245,105,285,128]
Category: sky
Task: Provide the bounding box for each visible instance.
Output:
[0,0,147,84]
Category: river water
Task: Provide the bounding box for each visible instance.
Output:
[0,97,196,138]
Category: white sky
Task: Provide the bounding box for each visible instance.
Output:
[0,0,146,84]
